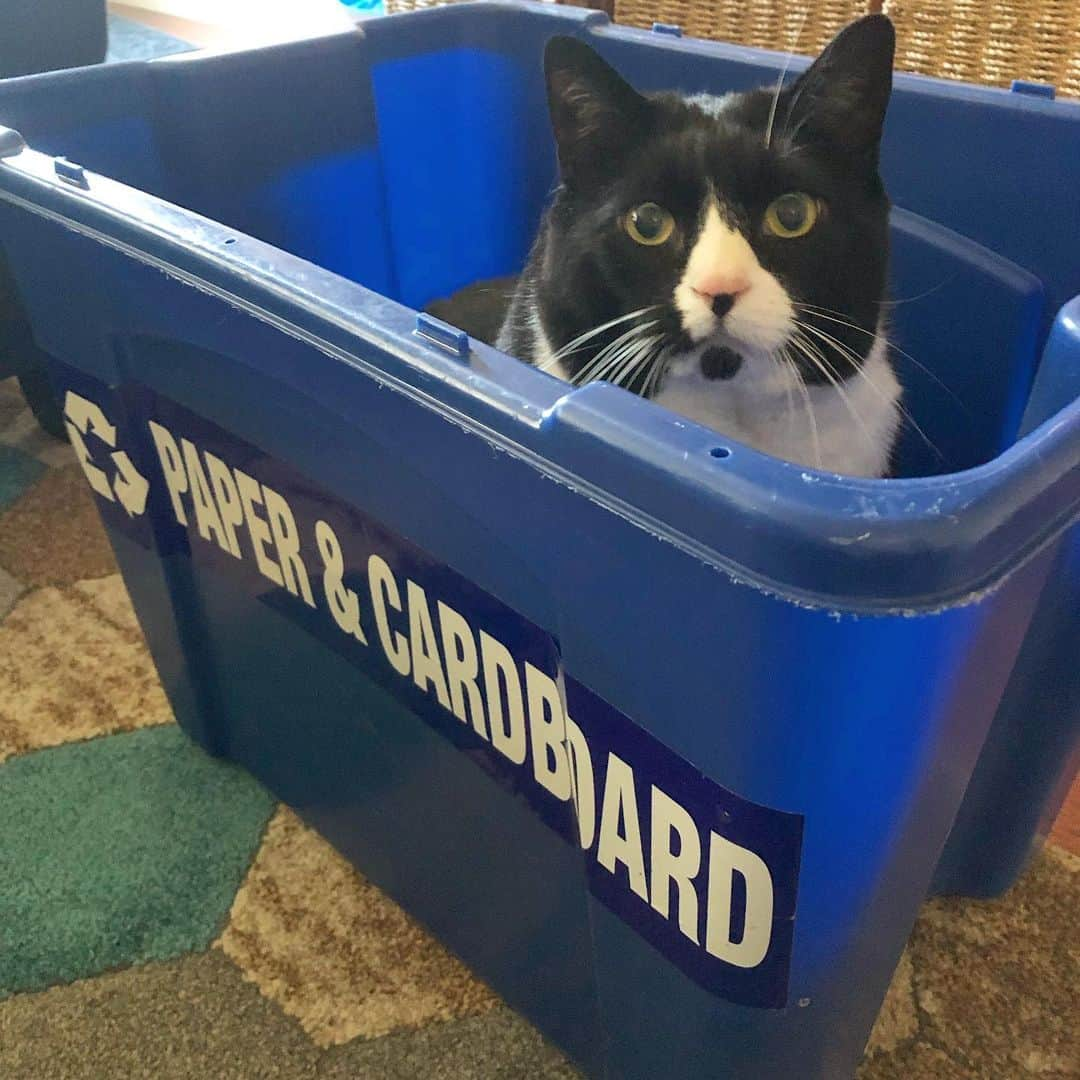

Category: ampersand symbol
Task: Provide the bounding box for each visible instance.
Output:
[315,520,368,644]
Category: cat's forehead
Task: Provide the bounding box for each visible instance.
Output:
[675,86,775,129]
[624,95,824,203]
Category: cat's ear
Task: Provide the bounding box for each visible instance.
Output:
[545,37,651,188]
[782,14,894,170]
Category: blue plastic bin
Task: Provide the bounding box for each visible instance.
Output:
[1,4,1078,1077]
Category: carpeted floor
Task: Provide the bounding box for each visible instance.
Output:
[106,13,196,64]
[0,375,1077,1078]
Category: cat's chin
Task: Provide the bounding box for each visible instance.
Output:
[667,330,763,374]
[662,335,800,398]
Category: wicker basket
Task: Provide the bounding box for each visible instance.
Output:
[614,1,870,58]
[384,0,1079,98]
[884,0,1080,97]
[615,0,1079,97]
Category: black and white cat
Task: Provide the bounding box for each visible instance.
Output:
[497,15,902,477]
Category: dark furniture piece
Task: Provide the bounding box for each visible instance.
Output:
[0,0,108,79]
[0,0,108,437]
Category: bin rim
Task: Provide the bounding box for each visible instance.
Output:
[0,139,1077,616]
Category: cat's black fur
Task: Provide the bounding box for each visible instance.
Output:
[497,16,895,393]
[427,275,518,346]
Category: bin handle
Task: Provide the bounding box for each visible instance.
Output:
[0,126,27,159]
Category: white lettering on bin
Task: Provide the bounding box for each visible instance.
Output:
[598,752,649,902]
[565,715,596,850]
[525,663,572,802]
[368,554,410,677]
[148,420,188,526]
[204,451,244,558]
[129,413,788,991]
[650,785,702,944]
[705,833,774,968]
[438,601,486,735]
[407,579,452,711]
[479,630,528,765]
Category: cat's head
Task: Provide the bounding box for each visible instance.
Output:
[538,15,895,395]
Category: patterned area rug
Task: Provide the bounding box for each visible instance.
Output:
[106,14,196,64]
[0,376,1077,1079]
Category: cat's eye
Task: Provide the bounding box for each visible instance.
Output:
[764,193,820,239]
[624,202,676,246]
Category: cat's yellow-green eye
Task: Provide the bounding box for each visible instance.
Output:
[764,193,820,239]
[624,202,675,246]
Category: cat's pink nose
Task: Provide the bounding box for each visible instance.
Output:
[692,276,748,321]
[691,273,750,301]
[691,274,749,320]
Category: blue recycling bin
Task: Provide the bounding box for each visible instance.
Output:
[0,4,1077,1077]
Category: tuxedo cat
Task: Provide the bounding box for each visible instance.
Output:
[496,15,902,476]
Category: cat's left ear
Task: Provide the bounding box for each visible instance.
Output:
[545,37,652,188]
[782,14,895,170]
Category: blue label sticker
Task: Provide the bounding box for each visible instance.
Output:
[53,366,802,1008]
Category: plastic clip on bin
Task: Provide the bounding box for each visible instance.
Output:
[0,5,1077,1078]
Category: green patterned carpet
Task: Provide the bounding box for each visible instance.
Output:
[0,377,1077,1079]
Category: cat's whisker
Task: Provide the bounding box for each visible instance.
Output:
[598,339,648,389]
[652,344,672,396]
[794,318,923,428]
[764,8,809,150]
[547,306,661,369]
[609,334,664,391]
[876,278,954,308]
[777,345,798,440]
[606,337,647,388]
[570,324,649,385]
[778,55,816,145]
[544,316,639,373]
[794,321,944,460]
[856,365,945,462]
[794,318,901,407]
[796,321,896,400]
[615,335,666,393]
[575,339,651,391]
[784,352,822,469]
[573,347,630,387]
[780,110,815,151]
[586,320,658,367]
[638,346,659,398]
[794,304,967,410]
[795,303,959,392]
[789,331,878,450]
[644,345,668,399]
[571,321,660,386]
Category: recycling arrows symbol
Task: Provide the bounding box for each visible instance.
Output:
[64,390,150,518]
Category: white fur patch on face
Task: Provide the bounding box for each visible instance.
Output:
[674,199,794,351]
[685,92,737,118]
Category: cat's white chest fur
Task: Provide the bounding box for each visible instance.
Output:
[653,336,901,477]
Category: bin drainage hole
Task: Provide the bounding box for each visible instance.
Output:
[224,237,236,245]
[709,446,731,459]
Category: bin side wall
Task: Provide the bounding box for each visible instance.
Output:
[6,208,1061,1076]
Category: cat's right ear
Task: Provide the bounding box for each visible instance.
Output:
[544,37,650,188]
[781,15,894,172]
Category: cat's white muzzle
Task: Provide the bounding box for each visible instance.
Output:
[674,199,795,352]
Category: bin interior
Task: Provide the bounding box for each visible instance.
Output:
[0,7,1076,480]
